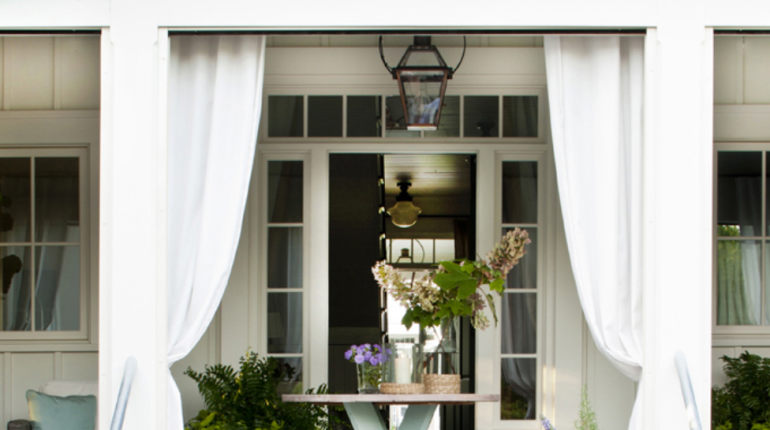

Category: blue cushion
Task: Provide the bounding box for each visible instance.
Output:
[26,390,96,430]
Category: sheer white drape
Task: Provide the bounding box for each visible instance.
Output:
[167,35,266,430]
[544,36,644,430]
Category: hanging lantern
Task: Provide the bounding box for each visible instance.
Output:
[380,35,466,131]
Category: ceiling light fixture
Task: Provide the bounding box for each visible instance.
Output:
[379,35,466,131]
[387,181,422,228]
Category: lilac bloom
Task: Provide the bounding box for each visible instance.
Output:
[369,356,379,366]
[344,350,353,360]
[364,343,371,350]
[354,354,365,364]
[364,351,373,360]
[373,344,380,351]
[350,344,358,350]
[357,346,365,355]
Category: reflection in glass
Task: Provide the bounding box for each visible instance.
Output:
[501,358,536,420]
[425,96,460,138]
[267,228,303,289]
[35,245,79,331]
[385,96,420,138]
[347,96,382,137]
[464,96,499,138]
[36,158,80,243]
[308,96,343,137]
[502,162,538,224]
[501,293,536,354]
[503,96,538,137]
[267,292,303,354]
[434,239,455,263]
[717,152,761,237]
[717,239,761,325]
[505,228,537,289]
[268,96,303,137]
[0,158,31,243]
[268,161,303,223]
[1,247,31,331]
[274,357,303,395]
[397,71,445,129]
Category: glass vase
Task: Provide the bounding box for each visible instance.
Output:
[421,316,461,394]
[356,361,381,394]
[381,342,424,393]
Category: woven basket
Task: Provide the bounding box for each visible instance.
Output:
[423,374,461,394]
[380,382,426,394]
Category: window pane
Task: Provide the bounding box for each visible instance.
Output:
[267,228,303,289]
[717,152,761,237]
[35,245,79,331]
[501,293,536,354]
[434,239,455,262]
[501,358,536,420]
[1,246,31,331]
[717,239,761,325]
[0,158,31,243]
[268,161,303,223]
[274,357,303,395]
[385,96,420,138]
[308,96,342,137]
[505,228,537,289]
[268,96,303,137]
[267,292,303,353]
[464,96,498,138]
[425,95,460,138]
[388,239,425,264]
[503,162,538,224]
[503,96,538,137]
[347,96,382,137]
[36,158,80,243]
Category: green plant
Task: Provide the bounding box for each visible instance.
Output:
[574,385,598,430]
[713,352,770,430]
[185,351,343,430]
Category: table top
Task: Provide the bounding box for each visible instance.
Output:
[282,394,499,406]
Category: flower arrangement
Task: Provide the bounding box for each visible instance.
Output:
[372,228,531,331]
[344,344,392,392]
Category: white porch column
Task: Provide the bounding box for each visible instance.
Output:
[642,21,713,430]
[99,1,167,429]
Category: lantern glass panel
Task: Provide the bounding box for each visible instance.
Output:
[425,95,459,137]
[385,96,420,137]
[398,70,447,130]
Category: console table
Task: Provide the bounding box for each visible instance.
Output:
[282,394,499,430]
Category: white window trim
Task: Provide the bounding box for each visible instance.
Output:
[255,151,312,388]
[0,110,98,347]
[713,142,770,344]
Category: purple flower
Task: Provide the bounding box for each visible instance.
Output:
[539,415,554,430]
[357,346,365,355]
[373,344,380,351]
[376,352,386,363]
[354,354,365,364]
[344,350,353,360]
[369,356,379,366]
[385,348,392,355]
[364,343,371,349]
[364,351,372,360]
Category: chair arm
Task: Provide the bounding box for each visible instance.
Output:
[7,420,31,430]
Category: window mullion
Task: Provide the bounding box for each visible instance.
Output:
[30,157,36,332]
[762,151,766,326]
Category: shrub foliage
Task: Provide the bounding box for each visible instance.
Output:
[713,352,770,430]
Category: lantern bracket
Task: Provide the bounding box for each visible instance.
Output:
[378,35,466,79]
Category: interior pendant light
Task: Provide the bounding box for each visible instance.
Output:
[379,35,466,131]
[387,182,421,228]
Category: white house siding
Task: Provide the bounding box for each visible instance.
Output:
[0,36,100,424]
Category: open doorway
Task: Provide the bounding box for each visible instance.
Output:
[328,153,476,430]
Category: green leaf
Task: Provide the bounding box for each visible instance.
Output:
[433,272,472,291]
[439,261,463,274]
[489,278,505,293]
[200,412,217,427]
[486,294,498,326]
[402,311,414,330]
[456,279,478,300]
[461,263,475,274]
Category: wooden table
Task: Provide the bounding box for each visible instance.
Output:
[282,394,499,430]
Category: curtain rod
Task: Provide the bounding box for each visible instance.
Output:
[170,29,647,36]
[0,30,101,35]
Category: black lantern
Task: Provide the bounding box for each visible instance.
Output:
[380,35,466,131]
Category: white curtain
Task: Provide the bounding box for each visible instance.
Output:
[167,35,266,430]
[544,36,644,429]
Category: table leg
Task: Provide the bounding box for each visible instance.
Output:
[343,402,387,430]
[398,404,438,430]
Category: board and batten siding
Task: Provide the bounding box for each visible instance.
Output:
[0,36,101,424]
